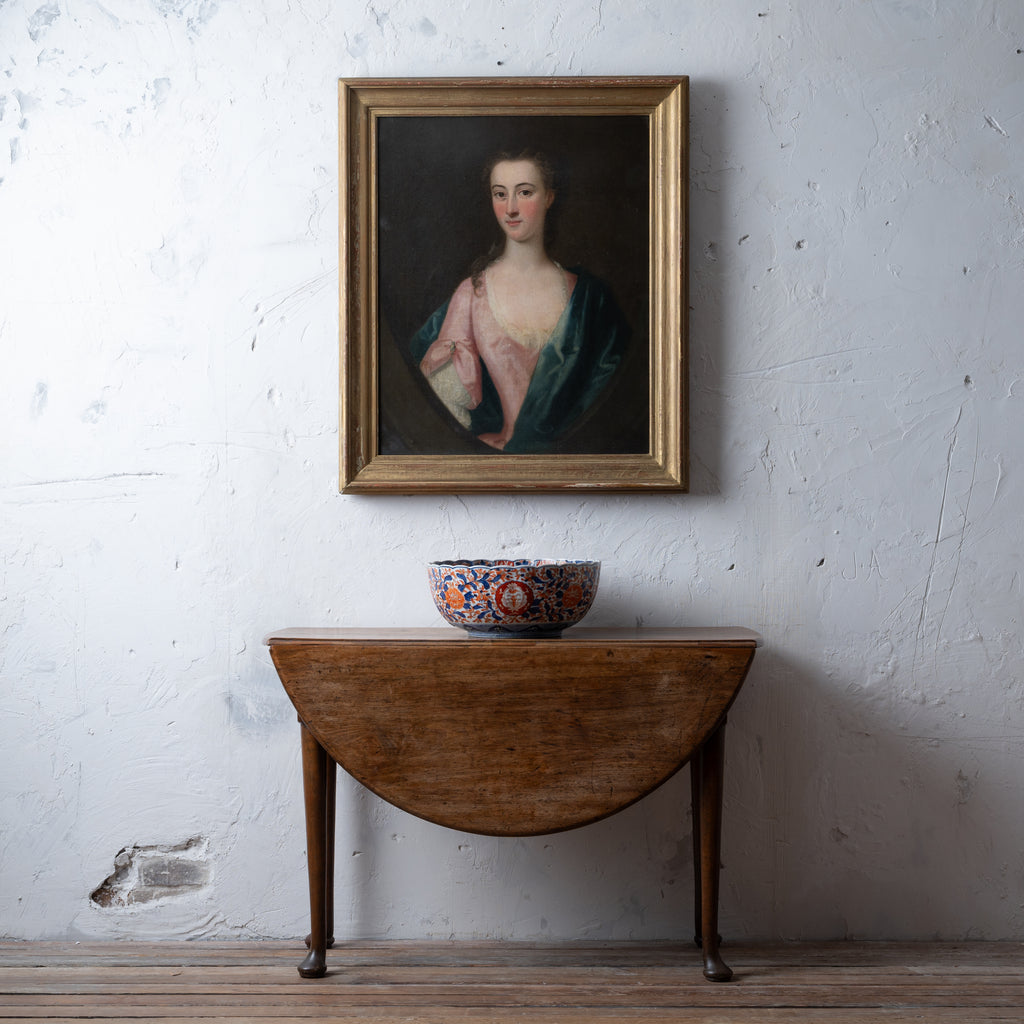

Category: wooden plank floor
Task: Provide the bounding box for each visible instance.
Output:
[1,940,1022,1023]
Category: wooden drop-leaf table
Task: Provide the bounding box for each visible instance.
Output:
[266,626,761,982]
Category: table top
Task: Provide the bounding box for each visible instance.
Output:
[268,625,760,836]
[266,626,763,646]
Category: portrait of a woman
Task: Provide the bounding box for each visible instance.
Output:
[409,151,631,454]
[375,113,650,458]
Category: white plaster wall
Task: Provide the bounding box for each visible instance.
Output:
[1,0,1022,942]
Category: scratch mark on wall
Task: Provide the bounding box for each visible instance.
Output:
[730,348,874,379]
[915,406,960,646]
[915,403,977,664]
[984,114,1009,137]
[9,472,166,489]
[934,418,979,649]
[760,439,774,490]
[247,271,333,351]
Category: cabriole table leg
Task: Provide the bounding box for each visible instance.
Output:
[691,744,703,948]
[298,722,330,978]
[325,754,336,949]
[694,718,732,982]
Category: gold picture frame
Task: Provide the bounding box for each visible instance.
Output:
[339,76,688,493]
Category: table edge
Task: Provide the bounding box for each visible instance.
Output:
[265,626,763,647]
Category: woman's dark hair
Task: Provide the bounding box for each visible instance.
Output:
[482,149,556,192]
[469,150,558,291]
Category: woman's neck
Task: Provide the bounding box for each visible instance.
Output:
[497,238,552,272]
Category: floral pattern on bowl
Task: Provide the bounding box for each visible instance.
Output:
[428,559,600,637]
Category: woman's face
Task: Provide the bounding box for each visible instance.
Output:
[489,159,554,245]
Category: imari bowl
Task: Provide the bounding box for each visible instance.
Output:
[428,559,600,637]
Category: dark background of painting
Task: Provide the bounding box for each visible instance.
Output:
[376,114,650,456]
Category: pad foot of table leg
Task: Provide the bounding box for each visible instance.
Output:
[702,950,733,983]
[298,948,327,978]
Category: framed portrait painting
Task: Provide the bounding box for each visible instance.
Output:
[339,76,688,493]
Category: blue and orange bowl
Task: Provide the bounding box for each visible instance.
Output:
[428,559,600,637]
